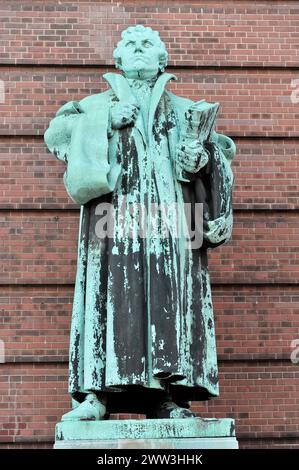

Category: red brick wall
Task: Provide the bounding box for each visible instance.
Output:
[1,1,299,449]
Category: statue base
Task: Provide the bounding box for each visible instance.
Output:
[54,418,238,449]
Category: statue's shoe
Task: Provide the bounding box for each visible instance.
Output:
[147,400,197,419]
[61,393,108,422]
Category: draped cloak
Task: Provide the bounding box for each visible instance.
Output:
[44,72,236,414]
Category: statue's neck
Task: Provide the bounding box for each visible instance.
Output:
[125,75,158,90]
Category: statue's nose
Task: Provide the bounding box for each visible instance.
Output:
[134,44,143,53]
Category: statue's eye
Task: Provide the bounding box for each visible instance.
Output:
[143,40,153,48]
[125,41,135,47]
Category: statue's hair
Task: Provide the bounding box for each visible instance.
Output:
[113,25,168,72]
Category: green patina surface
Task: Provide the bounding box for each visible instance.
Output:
[44,25,236,420]
[56,418,235,441]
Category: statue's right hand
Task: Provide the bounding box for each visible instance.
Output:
[110,102,139,130]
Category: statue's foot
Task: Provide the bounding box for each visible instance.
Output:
[61,393,109,422]
[146,400,197,419]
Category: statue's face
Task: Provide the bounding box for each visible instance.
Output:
[119,32,161,80]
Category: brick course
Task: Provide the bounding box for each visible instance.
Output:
[1,1,299,67]
[1,286,298,363]
[1,362,299,447]
[1,68,298,136]
[1,137,299,210]
[1,211,299,284]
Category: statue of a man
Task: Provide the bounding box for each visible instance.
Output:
[45,25,235,421]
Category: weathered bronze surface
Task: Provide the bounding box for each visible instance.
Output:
[45,25,235,421]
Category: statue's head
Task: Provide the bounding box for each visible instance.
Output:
[113,25,168,80]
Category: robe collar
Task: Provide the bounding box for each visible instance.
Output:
[103,72,177,142]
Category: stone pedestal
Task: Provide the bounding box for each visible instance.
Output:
[54,418,238,449]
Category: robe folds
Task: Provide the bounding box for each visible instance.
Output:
[44,72,236,414]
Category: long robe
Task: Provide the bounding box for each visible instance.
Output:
[44,72,236,414]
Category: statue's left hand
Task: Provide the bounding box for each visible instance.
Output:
[176,139,210,174]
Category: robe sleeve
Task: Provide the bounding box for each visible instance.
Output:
[180,132,236,249]
[195,133,236,248]
[44,97,121,205]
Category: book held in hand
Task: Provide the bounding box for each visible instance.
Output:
[181,99,220,142]
[175,100,220,182]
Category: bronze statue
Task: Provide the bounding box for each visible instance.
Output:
[45,25,235,422]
